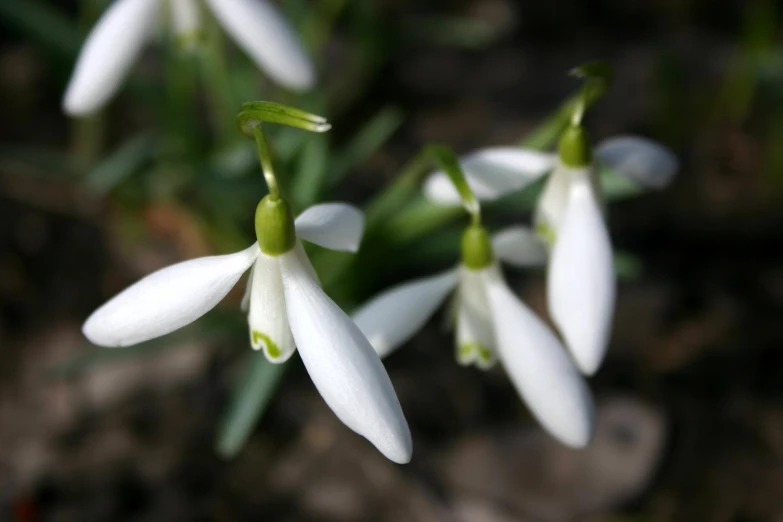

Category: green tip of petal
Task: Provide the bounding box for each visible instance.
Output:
[457,343,496,369]
[475,345,496,368]
[252,330,283,361]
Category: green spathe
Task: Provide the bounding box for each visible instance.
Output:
[461,225,493,269]
[255,195,296,256]
[558,125,592,168]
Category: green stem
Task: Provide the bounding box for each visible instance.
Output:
[252,125,279,198]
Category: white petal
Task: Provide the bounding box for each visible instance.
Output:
[548,174,616,375]
[83,243,259,347]
[170,0,201,44]
[456,266,496,369]
[492,226,548,267]
[248,252,295,362]
[63,0,160,115]
[595,136,678,189]
[295,203,365,253]
[204,0,314,90]
[279,250,412,463]
[424,148,554,205]
[533,165,576,242]
[240,262,254,312]
[352,269,459,358]
[294,240,320,284]
[484,271,595,448]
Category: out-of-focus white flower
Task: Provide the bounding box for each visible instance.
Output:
[422,133,678,376]
[64,0,314,115]
[83,200,412,463]
[353,224,594,448]
[423,136,678,207]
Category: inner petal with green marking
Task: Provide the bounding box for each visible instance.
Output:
[455,266,497,369]
[247,251,297,363]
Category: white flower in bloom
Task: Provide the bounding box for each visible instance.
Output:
[423,136,678,376]
[352,226,594,448]
[423,137,678,207]
[64,0,314,115]
[83,202,412,463]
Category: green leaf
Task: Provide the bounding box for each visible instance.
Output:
[363,148,431,229]
[403,15,499,49]
[328,106,404,187]
[0,0,83,58]
[614,250,644,281]
[380,196,463,245]
[49,312,242,380]
[216,353,288,458]
[83,133,158,195]
[599,165,645,201]
[291,133,329,209]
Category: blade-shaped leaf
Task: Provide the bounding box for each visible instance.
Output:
[216,353,288,458]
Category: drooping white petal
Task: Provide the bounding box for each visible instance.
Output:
[456,266,496,369]
[548,173,615,376]
[83,243,259,347]
[352,269,459,359]
[533,165,575,243]
[492,226,548,267]
[169,0,201,45]
[63,0,160,115]
[247,252,295,362]
[279,250,412,463]
[595,136,678,189]
[484,271,595,448]
[204,0,314,90]
[240,262,254,312]
[295,203,365,253]
[294,240,320,284]
[424,148,555,205]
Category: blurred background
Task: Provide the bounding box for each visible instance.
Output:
[1,0,783,520]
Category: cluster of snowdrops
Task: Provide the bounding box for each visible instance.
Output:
[67,0,678,463]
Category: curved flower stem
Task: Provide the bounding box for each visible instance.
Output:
[252,125,279,199]
[426,144,481,226]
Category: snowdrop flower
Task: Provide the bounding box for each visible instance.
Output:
[423,129,677,377]
[83,105,411,463]
[353,147,595,448]
[64,0,314,115]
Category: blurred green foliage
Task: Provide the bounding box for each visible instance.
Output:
[4,0,781,460]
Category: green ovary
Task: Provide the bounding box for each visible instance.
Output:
[252,330,282,359]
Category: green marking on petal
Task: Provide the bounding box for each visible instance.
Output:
[536,222,556,247]
[476,345,496,367]
[252,330,282,360]
[458,343,476,359]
